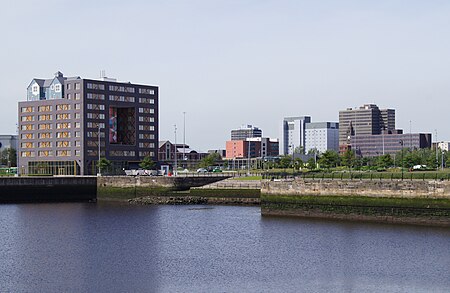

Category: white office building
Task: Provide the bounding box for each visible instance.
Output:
[305,122,339,154]
[281,116,311,155]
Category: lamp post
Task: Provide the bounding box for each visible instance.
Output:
[399,139,404,180]
[98,124,101,176]
[174,124,177,176]
[183,111,186,167]
[291,144,295,175]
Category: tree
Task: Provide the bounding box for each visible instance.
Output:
[278,155,292,169]
[317,150,339,170]
[198,153,221,168]
[294,158,304,170]
[340,149,355,168]
[376,154,393,169]
[306,157,316,170]
[0,148,17,167]
[139,156,156,170]
[98,157,111,174]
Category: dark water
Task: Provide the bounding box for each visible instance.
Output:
[0,203,449,293]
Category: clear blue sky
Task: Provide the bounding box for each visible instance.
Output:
[1,0,449,151]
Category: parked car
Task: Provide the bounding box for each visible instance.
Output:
[212,167,222,173]
[197,168,208,173]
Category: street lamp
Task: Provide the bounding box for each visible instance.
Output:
[174,124,177,176]
[399,139,404,180]
[98,124,101,176]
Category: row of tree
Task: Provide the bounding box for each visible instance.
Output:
[274,148,449,171]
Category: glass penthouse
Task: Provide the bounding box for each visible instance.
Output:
[18,71,158,175]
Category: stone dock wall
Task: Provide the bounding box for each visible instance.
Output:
[261,179,450,227]
[262,179,450,199]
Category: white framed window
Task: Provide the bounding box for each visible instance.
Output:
[55,84,61,92]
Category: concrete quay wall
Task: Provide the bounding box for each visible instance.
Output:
[0,177,97,203]
[262,179,450,199]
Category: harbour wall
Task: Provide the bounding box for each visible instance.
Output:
[0,177,97,203]
[261,179,450,199]
[261,179,450,227]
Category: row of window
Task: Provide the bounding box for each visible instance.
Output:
[24,140,156,149]
[139,88,155,95]
[87,104,105,110]
[21,131,82,139]
[87,83,105,90]
[109,95,135,102]
[21,150,81,158]
[138,125,155,131]
[66,93,81,100]
[66,83,81,90]
[109,85,135,93]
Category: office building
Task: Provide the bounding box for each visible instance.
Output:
[225,137,278,159]
[158,141,210,169]
[281,116,311,155]
[305,122,339,154]
[437,142,450,152]
[0,135,18,151]
[349,133,432,157]
[18,71,158,175]
[231,125,262,140]
[339,104,395,152]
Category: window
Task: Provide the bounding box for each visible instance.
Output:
[75,141,81,147]
[75,93,81,100]
[67,93,72,99]
[56,131,71,138]
[87,122,105,129]
[75,104,81,110]
[87,93,105,100]
[21,106,34,113]
[38,141,52,148]
[55,84,61,92]
[21,115,34,122]
[56,113,71,120]
[38,114,52,121]
[67,84,71,90]
[75,83,81,90]
[21,133,34,139]
[38,132,52,139]
[21,151,35,157]
[38,150,53,157]
[75,113,81,119]
[38,123,52,130]
[75,131,81,138]
[21,124,34,131]
[57,141,71,148]
[38,105,52,112]
[21,142,35,148]
[138,116,154,122]
[56,122,71,129]
[56,104,71,111]
[75,122,81,128]
[87,83,105,90]
[56,150,71,157]
[139,97,154,104]
[139,88,155,95]
[32,85,39,94]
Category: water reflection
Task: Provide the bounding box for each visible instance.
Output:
[0,204,449,292]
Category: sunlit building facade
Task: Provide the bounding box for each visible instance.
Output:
[18,72,158,175]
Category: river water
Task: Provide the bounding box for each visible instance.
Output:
[0,203,449,292]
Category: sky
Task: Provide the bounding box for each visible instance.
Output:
[1,0,450,151]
